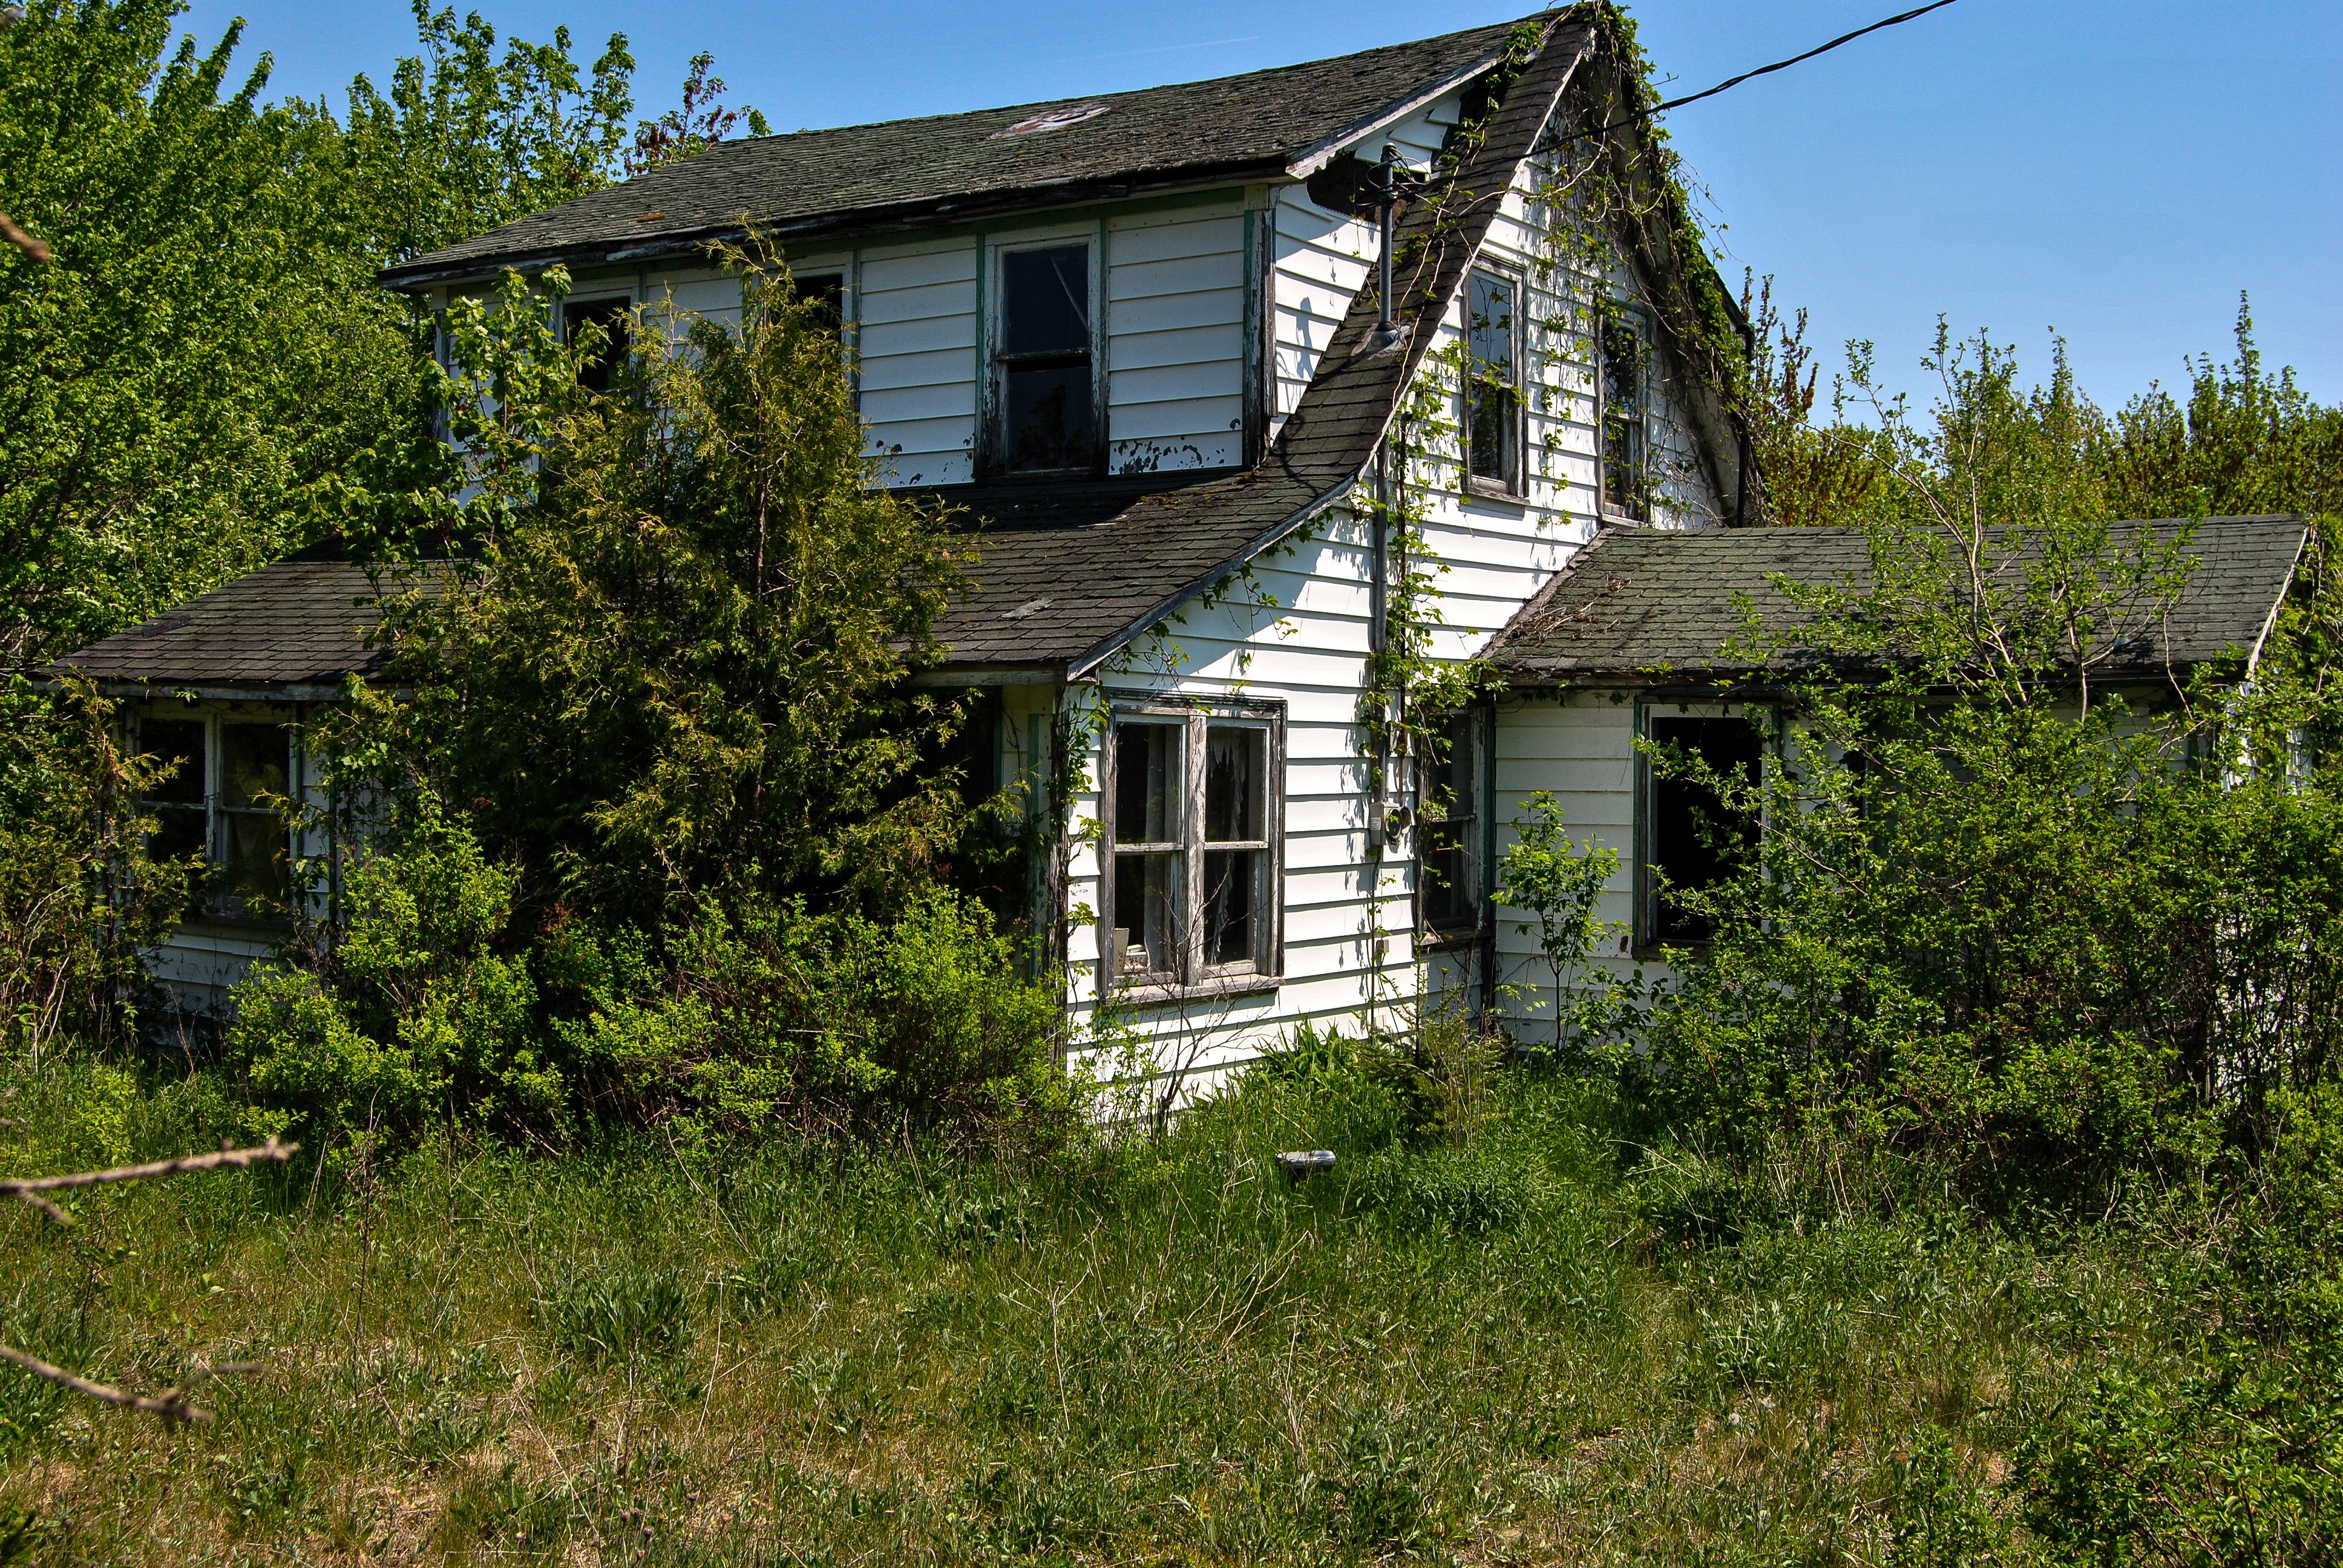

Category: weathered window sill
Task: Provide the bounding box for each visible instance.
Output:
[1107,973,1282,1008]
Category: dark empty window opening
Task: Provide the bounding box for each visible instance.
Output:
[1464,270,1520,492]
[793,272,845,332]
[1601,315,1647,518]
[564,297,632,394]
[1642,713,1761,948]
[994,244,1095,477]
[1418,710,1482,935]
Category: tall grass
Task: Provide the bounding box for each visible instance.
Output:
[0,1048,2214,1564]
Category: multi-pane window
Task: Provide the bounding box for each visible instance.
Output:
[992,243,1096,476]
[563,296,632,394]
[136,713,294,916]
[1638,713,1762,948]
[1104,705,1282,990]
[1418,711,1482,935]
[1600,314,1647,518]
[1464,270,1521,491]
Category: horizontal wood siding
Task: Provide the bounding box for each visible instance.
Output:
[858,241,979,486]
[1106,207,1246,474]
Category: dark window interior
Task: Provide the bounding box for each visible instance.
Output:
[1647,715,1760,945]
[1420,711,1480,933]
[140,718,207,863]
[220,722,290,909]
[1466,272,1519,488]
[1601,318,1646,517]
[794,272,845,332]
[564,297,632,394]
[1202,725,1267,970]
[1112,722,1180,976]
[996,245,1094,475]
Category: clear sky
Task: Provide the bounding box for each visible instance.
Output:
[177,0,2343,410]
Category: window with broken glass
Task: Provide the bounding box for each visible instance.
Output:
[134,711,297,917]
[991,242,1097,477]
[1464,269,1521,493]
[1418,710,1483,936]
[1103,703,1282,991]
[1636,709,1763,950]
[1600,312,1648,519]
[563,296,632,395]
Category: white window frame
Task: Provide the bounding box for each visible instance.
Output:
[1631,698,1772,955]
[1462,266,1526,498]
[983,227,1106,480]
[131,705,303,924]
[1098,696,1285,999]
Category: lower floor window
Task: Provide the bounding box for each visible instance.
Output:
[136,710,295,916]
[1418,709,1483,935]
[1639,710,1762,948]
[1103,701,1283,990]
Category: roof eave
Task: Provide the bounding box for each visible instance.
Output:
[1282,45,1513,179]
[378,159,1296,293]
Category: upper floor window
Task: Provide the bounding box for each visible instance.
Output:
[1102,701,1283,993]
[563,296,632,394]
[1637,710,1761,950]
[991,242,1096,477]
[136,711,295,918]
[1418,710,1483,935]
[1600,312,1648,518]
[1464,270,1521,493]
[793,272,845,332]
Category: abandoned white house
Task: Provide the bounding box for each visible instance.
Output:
[56,9,2310,1084]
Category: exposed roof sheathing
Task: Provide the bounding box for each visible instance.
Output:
[1484,517,2311,684]
[381,18,1530,289]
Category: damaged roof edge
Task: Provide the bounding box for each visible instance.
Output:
[1282,47,1513,180]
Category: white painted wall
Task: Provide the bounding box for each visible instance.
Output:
[1105,205,1248,474]
[857,239,981,486]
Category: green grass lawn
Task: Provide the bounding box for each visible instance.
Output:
[0,1051,2221,1565]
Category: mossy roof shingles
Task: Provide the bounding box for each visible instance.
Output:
[381,16,1534,288]
[1486,517,2311,685]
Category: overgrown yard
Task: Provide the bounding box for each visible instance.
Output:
[0,1051,2261,1565]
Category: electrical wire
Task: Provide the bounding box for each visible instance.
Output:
[1593,0,1963,134]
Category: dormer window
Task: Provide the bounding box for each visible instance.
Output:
[989,241,1098,477]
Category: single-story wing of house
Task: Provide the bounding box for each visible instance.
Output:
[53,8,2313,1085]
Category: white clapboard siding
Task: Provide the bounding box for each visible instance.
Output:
[858,241,978,486]
[1105,209,1246,472]
[1270,192,1374,432]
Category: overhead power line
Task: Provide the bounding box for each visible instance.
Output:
[1595,0,1964,134]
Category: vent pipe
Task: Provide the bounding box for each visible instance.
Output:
[1363,144,1404,357]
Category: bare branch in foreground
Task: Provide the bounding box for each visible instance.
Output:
[4,1137,298,1222]
[0,1343,212,1425]
[0,211,50,264]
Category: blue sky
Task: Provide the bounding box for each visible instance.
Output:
[180,0,2342,409]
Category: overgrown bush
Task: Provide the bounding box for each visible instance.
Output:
[228,802,1072,1158]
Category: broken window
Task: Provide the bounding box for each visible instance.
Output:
[139,717,208,864]
[993,243,1095,476]
[793,272,845,332]
[1601,314,1647,518]
[563,296,632,394]
[1418,710,1482,935]
[1639,713,1762,947]
[1104,705,1282,990]
[1464,270,1521,491]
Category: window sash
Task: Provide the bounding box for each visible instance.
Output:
[1101,704,1282,990]
[1464,269,1521,492]
[991,241,1099,477]
[1634,704,1765,951]
[133,712,296,920]
[1418,710,1483,935]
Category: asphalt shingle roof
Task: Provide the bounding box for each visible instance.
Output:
[932,15,1595,671]
[57,14,1603,688]
[1484,517,2310,685]
[53,543,401,692]
[381,18,1533,289]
